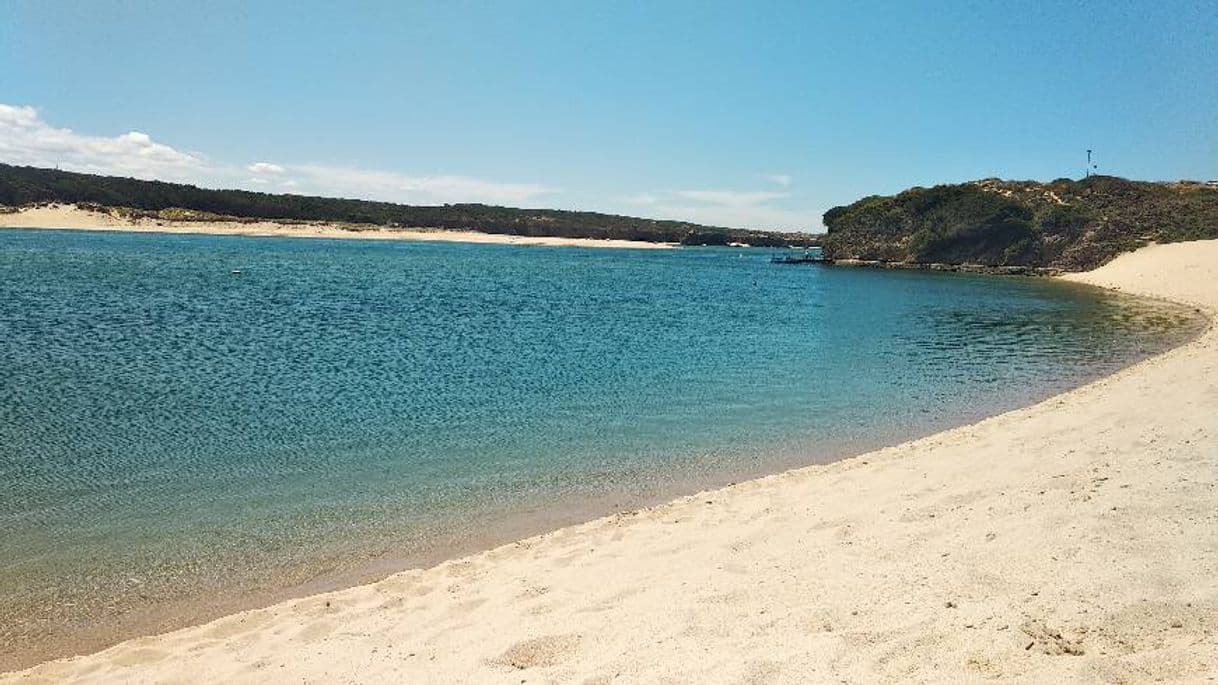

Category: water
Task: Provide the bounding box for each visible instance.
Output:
[0,228,1202,666]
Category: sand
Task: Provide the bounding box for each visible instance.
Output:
[4,241,1217,683]
[0,204,676,250]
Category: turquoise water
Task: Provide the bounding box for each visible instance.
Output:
[0,228,1202,662]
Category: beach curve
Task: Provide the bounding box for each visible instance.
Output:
[4,240,1217,683]
[1,205,677,250]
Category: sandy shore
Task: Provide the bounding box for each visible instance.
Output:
[0,204,676,250]
[5,241,1218,683]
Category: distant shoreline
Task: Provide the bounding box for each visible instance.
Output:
[1,204,678,250]
[824,257,1062,277]
[0,163,819,248]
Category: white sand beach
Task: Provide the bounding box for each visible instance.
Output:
[0,204,676,250]
[4,240,1217,683]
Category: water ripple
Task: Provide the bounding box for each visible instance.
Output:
[0,230,1202,651]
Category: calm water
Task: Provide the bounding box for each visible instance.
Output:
[0,228,1202,663]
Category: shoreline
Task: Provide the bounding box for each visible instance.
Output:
[825,257,1062,277]
[2,362,1154,674]
[5,241,1218,682]
[0,204,678,250]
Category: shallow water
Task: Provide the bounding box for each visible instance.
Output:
[0,228,1203,665]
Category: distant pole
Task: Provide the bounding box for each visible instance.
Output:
[1086,149,1092,178]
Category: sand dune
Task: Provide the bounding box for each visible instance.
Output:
[4,241,1217,683]
[1,204,676,250]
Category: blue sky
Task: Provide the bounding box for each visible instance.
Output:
[2,1,1215,230]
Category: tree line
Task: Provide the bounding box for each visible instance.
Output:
[0,164,817,248]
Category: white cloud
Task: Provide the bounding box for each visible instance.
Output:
[0,104,554,206]
[252,163,553,204]
[277,164,555,205]
[764,173,792,187]
[0,104,203,180]
[247,161,286,175]
[0,104,811,227]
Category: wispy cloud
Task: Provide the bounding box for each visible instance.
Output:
[621,193,659,205]
[0,105,554,206]
[0,104,203,180]
[0,104,814,228]
[673,189,789,206]
[617,184,814,230]
[646,202,816,231]
[282,164,555,205]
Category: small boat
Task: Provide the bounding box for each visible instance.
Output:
[231,269,243,275]
[770,248,825,265]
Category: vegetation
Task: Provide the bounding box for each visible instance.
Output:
[0,164,817,248]
[822,176,1218,271]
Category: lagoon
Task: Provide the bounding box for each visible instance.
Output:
[0,228,1200,664]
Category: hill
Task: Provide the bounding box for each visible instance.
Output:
[821,176,1218,272]
[0,164,817,248]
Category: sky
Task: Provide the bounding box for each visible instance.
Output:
[2,0,1215,231]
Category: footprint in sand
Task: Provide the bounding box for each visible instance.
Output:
[202,612,272,640]
[110,647,170,668]
[297,620,336,643]
[493,634,581,670]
